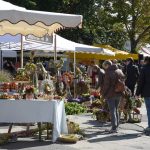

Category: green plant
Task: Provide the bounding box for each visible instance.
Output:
[0,70,13,82]
[65,102,87,115]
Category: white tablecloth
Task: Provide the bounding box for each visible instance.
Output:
[0,99,68,142]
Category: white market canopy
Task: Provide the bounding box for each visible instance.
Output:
[139,46,150,57]
[0,0,82,37]
[52,34,115,55]
[0,34,115,56]
[0,0,82,67]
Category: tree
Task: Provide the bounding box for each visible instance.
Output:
[4,0,37,9]
[57,0,98,44]
[93,1,128,50]
[106,0,150,53]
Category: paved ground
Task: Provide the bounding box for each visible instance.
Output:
[0,104,150,150]
[0,139,79,150]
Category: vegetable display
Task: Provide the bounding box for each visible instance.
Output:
[65,102,87,115]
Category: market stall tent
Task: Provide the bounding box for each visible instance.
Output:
[68,52,138,60]
[0,0,82,37]
[88,44,138,60]
[53,34,115,55]
[0,34,115,55]
[0,0,82,67]
[68,44,138,60]
[139,47,150,57]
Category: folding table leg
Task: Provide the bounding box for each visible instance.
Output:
[38,122,42,141]
[8,123,13,133]
[46,123,50,139]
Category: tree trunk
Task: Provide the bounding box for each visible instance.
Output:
[130,38,137,53]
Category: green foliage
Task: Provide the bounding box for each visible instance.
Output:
[65,102,87,115]
[102,0,150,53]
[4,0,37,9]
[0,70,13,82]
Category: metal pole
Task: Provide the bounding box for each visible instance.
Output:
[0,50,2,70]
[74,49,76,98]
[0,43,2,70]
[54,34,57,62]
[20,34,23,68]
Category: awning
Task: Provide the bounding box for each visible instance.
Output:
[139,47,150,57]
[0,0,82,37]
[0,34,115,56]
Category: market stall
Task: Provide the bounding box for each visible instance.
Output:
[0,34,115,54]
[94,44,138,60]
[68,44,138,60]
[0,0,83,143]
[67,52,138,60]
[139,47,150,57]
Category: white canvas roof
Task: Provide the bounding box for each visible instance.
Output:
[53,34,114,55]
[0,0,82,37]
[0,34,115,56]
[139,47,150,57]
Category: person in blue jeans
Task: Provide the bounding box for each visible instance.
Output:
[136,57,150,132]
[102,60,125,133]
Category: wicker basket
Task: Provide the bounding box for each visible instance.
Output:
[128,113,142,123]
[58,134,78,143]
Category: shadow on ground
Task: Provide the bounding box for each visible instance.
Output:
[0,139,52,149]
[88,133,139,143]
[0,138,79,150]
[83,120,111,128]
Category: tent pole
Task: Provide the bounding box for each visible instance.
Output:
[54,34,57,62]
[73,49,76,98]
[0,50,2,70]
[21,34,23,68]
[0,43,2,70]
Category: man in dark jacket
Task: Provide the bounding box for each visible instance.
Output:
[102,60,125,133]
[125,58,139,95]
[136,57,150,131]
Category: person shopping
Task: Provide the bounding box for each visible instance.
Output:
[136,57,150,134]
[102,60,125,133]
